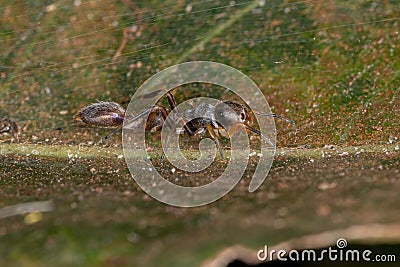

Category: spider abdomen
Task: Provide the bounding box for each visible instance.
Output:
[74,102,125,128]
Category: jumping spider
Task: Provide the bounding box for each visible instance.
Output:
[74,91,293,157]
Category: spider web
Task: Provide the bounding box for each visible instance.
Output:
[0,0,398,146]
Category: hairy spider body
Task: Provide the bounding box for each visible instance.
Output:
[182,103,218,135]
[75,91,293,157]
[74,102,168,133]
[74,102,125,128]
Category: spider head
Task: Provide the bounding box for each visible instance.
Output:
[214,101,254,136]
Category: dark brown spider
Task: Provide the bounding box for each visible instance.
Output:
[74,91,293,157]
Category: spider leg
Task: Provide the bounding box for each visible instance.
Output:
[102,125,123,142]
[243,124,275,149]
[123,106,154,129]
[255,112,294,125]
[159,133,171,162]
[100,106,154,143]
[166,91,194,136]
[152,105,172,161]
[206,124,224,158]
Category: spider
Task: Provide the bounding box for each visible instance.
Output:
[74,91,293,157]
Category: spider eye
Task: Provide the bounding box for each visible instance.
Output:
[240,112,246,121]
